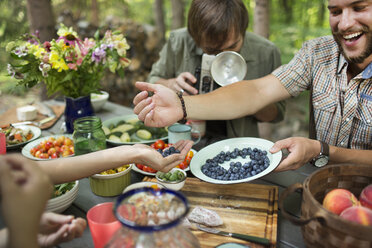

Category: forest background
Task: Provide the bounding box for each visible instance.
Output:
[0,0,331,141]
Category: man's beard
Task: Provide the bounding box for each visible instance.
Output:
[333,26,372,64]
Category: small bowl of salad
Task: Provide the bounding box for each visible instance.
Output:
[46,180,79,213]
[89,164,133,197]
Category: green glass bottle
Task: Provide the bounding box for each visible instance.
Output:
[73,116,106,156]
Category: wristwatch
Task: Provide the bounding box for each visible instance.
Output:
[312,141,329,167]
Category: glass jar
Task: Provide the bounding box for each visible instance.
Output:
[72,116,106,156]
[106,188,200,248]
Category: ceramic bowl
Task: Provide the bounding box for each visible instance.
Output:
[46,180,79,213]
[155,168,187,191]
[89,164,132,196]
[90,91,109,112]
[123,181,164,193]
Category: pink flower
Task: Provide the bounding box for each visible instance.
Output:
[68,63,78,70]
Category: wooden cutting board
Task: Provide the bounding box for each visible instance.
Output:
[0,105,64,130]
[143,177,278,248]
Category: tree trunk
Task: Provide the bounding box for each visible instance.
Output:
[26,0,56,42]
[280,0,293,24]
[91,0,99,27]
[153,0,166,44]
[254,0,270,39]
[254,0,272,139]
[171,0,184,30]
[26,0,56,100]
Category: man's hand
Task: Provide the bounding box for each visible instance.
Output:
[160,72,198,95]
[133,82,184,127]
[132,140,193,172]
[38,212,87,248]
[270,137,320,171]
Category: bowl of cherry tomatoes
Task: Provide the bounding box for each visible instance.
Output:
[132,139,195,175]
[22,135,74,160]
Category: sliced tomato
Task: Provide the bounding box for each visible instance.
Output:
[136,164,144,170]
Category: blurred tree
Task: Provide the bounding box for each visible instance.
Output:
[254,0,269,38]
[26,0,56,100]
[171,0,185,30]
[91,0,100,27]
[26,0,56,42]
[153,0,166,43]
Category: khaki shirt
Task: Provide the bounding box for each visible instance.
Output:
[148,28,286,138]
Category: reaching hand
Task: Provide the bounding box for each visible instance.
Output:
[166,72,198,95]
[132,140,193,172]
[270,137,320,171]
[38,212,87,248]
[133,82,184,127]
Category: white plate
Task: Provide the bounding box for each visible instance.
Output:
[2,125,41,149]
[22,134,73,161]
[190,138,282,184]
[132,149,197,176]
[123,182,164,193]
[103,114,168,146]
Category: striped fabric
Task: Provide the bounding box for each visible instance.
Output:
[272,36,372,150]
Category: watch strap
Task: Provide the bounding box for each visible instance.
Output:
[320,141,329,156]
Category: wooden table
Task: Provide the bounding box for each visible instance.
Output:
[1,101,317,248]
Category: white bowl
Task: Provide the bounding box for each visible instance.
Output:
[91,91,109,112]
[156,168,187,191]
[46,180,79,213]
[123,181,164,193]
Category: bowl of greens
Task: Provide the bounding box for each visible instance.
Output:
[46,180,79,213]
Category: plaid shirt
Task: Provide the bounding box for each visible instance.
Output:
[273,36,372,150]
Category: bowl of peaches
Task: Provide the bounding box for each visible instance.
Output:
[22,135,74,160]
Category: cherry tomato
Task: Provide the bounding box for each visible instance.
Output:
[154,139,166,150]
[178,161,188,170]
[143,166,157,173]
[187,150,194,158]
[150,143,156,149]
[51,153,58,159]
[184,157,192,165]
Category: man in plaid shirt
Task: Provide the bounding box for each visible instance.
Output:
[132,0,372,171]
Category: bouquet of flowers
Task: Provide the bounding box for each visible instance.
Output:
[6,24,130,98]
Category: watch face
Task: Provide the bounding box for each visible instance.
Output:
[314,155,329,167]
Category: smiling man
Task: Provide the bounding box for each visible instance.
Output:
[133,0,372,172]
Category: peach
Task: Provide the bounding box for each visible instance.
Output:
[340,206,372,226]
[322,188,359,215]
[360,184,372,210]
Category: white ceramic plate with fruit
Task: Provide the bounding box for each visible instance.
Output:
[190,137,282,184]
[133,148,197,176]
[102,114,168,146]
[22,134,74,160]
[1,125,41,150]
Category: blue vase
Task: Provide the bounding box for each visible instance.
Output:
[64,95,95,133]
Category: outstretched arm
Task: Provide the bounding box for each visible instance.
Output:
[271,137,372,171]
[36,140,193,184]
[133,74,291,127]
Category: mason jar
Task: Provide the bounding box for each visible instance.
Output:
[106,188,200,248]
[72,116,106,156]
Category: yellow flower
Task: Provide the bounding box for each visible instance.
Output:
[114,39,130,57]
[49,51,68,72]
[57,24,78,38]
[27,44,46,60]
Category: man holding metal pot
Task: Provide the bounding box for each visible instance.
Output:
[148,0,286,143]
[134,0,372,171]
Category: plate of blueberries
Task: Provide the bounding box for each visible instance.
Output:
[190,137,282,184]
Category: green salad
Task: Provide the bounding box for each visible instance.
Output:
[53,182,75,198]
